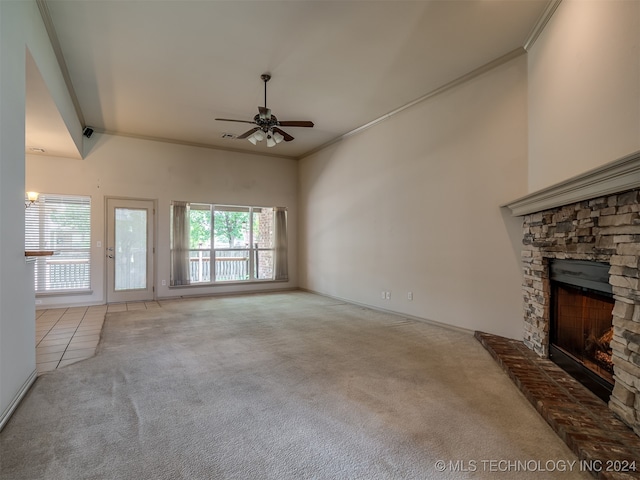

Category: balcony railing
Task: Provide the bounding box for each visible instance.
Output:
[34,257,90,291]
[189,249,274,282]
[190,251,249,282]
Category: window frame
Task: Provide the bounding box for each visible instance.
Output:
[25,193,92,295]
[171,202,283,286]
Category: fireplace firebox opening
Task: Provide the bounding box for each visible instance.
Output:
[549,259,614,402]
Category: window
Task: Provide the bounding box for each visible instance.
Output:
[25,194,91,293]
[170,202,287,285]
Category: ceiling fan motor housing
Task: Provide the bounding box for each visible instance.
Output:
[254,113,279,131]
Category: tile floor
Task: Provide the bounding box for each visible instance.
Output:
[36,301,162,375]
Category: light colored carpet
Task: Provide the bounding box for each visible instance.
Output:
[1,291,589,479]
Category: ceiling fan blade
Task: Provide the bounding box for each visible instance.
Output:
[258,107,271,120]
[273,127,294,142]
[236,127,260,139]
[215,118,257,125]
[278,121,314,128]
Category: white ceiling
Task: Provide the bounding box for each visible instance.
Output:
[27,0,551,160]
[26,49,81,159]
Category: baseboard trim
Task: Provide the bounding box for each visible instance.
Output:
[0,369,37,432]
[157,286,299,301]
[298,288,475,336]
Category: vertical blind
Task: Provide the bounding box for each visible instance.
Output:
[25,194,91,292]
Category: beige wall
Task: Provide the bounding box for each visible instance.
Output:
[27,133,298,307]
[528,0,640,192]
[299,56,528,339]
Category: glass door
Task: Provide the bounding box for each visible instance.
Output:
[106,198,155,303]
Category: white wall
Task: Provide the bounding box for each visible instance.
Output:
[26,133,298,307]
[528,0,640,192]
[0,0,33,427]
[299,56,528,339]
[0,0,78,428]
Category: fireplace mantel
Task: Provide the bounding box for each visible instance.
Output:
[504,151,640,217]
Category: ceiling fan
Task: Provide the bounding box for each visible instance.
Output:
[215,73,314,147]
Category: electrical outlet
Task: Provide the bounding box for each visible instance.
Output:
[162,280,167,286]
[385,291,391,300]
[408,292,413,301]
[381,291,386,299]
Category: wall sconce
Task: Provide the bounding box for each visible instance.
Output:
[25,192,39,208]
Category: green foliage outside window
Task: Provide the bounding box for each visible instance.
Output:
[189,209,251,248]
[189,209,211,248]
[214,211,248,247]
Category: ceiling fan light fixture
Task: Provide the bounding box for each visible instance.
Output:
[273,131,284,144]
[247,129,266,145]
[266,133,276,148]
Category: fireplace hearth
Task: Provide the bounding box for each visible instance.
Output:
[477,331,640,479]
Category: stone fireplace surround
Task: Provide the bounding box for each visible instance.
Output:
[506,151,640,436]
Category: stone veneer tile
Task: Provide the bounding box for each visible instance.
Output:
[476,331,640,480]
[521,189,640,435]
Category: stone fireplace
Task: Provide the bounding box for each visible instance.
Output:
[505,151,640,436]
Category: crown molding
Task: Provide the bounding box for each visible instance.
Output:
[300,47,526,160]
[504,151,640,216]
[524,0,563,51]
[95,129,298,160]
[36,0,86,127]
